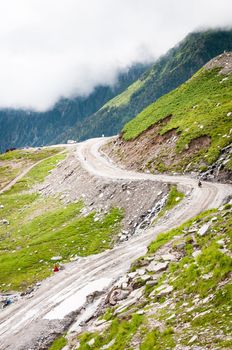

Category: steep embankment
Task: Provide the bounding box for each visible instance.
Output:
[75,203,232,350]
[106,52,232,182]
[61,29,232,142]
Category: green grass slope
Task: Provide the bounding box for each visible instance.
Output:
[61,29,232,142]
[0,149,123,291]
[76,203,232,349]
[115,53,232,174]
[0,147,62,190]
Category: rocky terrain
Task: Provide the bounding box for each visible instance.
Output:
[1,51,232,348]
[1,137,231,350]
[33,150,169,234]
[68,203,232,350]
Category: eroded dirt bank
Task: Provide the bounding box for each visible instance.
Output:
[103,134,232,184]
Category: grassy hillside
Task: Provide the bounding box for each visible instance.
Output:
[60,29,232,143]
[108,53,232,176]
[76,203,232,349]
[122,67,232,149]
[0,149,123,291]
[0,147,62,190]
[102,79,145,109]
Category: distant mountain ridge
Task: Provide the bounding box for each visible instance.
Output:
[0,63,149,152]
[1,28,232,152]
[60,29,232,142]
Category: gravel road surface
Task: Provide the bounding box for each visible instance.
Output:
[0,137,231,350]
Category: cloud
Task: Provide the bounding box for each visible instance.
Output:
[0,0,231,111]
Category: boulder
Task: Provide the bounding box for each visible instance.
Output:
[115,276,129,289]
[160,253,176,262]
[136,268,146,276]
[108,288,130,306]
[156,285,173,297]
[146,279,158,287]
[140,274,151,282]
[87,338,95,346]
[174,242,186,251]
[114,287,144,314]
[127,272,137,279]
[146,261,169,273]
[198,223,210,236]
[121,282,128,290]
[188,335,198,344]
[216,239,225,247]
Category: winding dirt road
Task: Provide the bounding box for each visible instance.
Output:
[0,137,231,350]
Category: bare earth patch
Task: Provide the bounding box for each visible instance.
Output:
[33,149,168,231]
[104,123,211,175]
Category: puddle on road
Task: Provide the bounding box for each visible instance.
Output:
[43,277,112,320]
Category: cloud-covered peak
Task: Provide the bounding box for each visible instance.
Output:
[0,0,231,111]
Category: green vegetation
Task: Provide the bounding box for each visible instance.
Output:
[0,147,63,190]
[0,149,124,291]
[0,165,19,189]
[78,314,144,349]
[0,147,62,162]
[5,153,66,195]
[36,29,232,148]
[0,195,123,290]
[102,79,145,109]
[122,67,232,168]
[48,335,67,350]
[140,327,175,350]
[80,205,232,349]
[154,185,184,222]
[68,30,232,144]
[164,185,184,210]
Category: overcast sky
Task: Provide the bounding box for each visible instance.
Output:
[0,0,231,111]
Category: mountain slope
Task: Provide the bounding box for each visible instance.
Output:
[59,29,232,142]
[75,204,232,350]
[106,52,232,182]
[0,63,149,153]
[1,29,232,152]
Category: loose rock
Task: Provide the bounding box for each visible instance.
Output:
[146,261,169,273]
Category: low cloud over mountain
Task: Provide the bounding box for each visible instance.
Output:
[0,0,231,111]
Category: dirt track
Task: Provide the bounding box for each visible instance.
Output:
[0,137,231,350]
[0,149,67,195]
